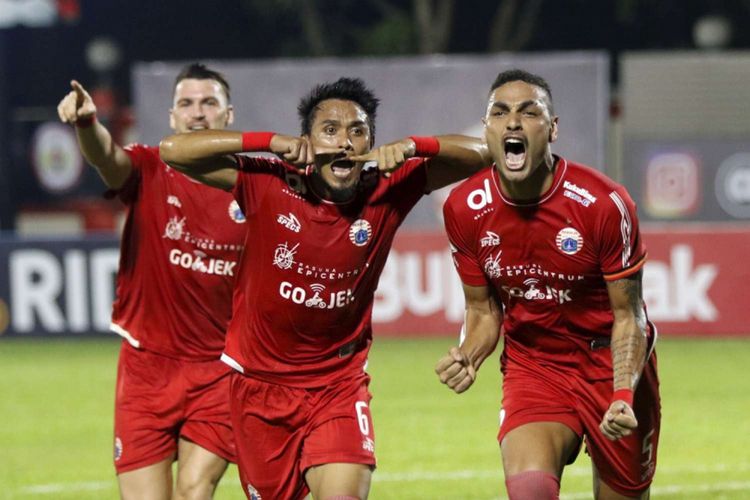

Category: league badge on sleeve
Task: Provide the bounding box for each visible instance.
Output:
[228,200,246,223]
[349,219,372,246]
[556,227,583,255]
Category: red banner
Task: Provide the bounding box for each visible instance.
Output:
[372,225,750,337]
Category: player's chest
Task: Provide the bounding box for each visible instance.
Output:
[474,206,599,291]
[142,171,246,244]
[256,191,392,274]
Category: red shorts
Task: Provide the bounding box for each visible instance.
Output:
[230,371,376,500]
[499,352,661,497]
[114,342,236,473]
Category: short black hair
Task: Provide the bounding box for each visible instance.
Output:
[490,69,553,114]
[297,77,380,143]
[174,63,231,102]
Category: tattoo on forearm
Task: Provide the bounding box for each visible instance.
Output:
[611,274,648,390]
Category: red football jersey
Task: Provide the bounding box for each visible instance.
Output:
[110,145,246,360]
[222,157,428,388]
[444,157,650,380]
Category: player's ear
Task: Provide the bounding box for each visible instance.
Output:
[549,116,559,143]
[226,105,235,127]
[169,108,176,131]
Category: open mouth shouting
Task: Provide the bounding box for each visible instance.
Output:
[331,157,355,179]
[503,137,527,170]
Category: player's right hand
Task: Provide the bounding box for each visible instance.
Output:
[435,346,476,394]
[269,134,315,170]
[57,80,97,125]
[599,400,638,441]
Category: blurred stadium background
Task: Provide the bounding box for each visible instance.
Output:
[1,1,749,498]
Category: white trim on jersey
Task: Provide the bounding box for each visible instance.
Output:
[109,322,141,349]
[609,191,632,268]
[220,353,245,373]
[493,157,569,207]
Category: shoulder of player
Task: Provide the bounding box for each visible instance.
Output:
[235,154,290,174]
[445,165,494,199]
[562,158,628,201]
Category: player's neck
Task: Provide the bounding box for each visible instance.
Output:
[499,155,557,201]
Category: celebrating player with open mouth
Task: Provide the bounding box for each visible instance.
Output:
[160,77,489,499]
[436,69,661,500]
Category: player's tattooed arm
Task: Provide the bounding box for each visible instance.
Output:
[606,270,648,391]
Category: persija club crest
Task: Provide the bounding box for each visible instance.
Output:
[556,227,583,255]
[349,219,372,246]
[228,200,246,223]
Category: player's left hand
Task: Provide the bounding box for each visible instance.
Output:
[350,138,416,178]
[599,400,638,441]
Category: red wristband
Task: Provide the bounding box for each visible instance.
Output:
[75,115,96,128]
[241,131,275,152]
[409,136,440,157]
[612,389,634,406]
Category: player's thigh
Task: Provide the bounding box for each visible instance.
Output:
[180,359,236,464]
[174,438,229,499]
[115,344,182,474]
[501,421,581,477]
[229,373,310,500]
[117,457,173,500]
[305,462,372,500]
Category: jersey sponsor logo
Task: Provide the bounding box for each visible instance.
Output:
[492,262,585,282]
[349,219,372,246]
[480,231,501,247]
[228,200,246,223]
[167,195,182,208]
[501,279,573,304]
[273,242,299,270]
[273,242,363,280]
[483,251,503,278]
[556,227,583,255]
[563,180,597,207]
[277,212,301,232]
[163,216,186,240]
[467,178,493,210]
[169,249,237,276]
[114,437,123,461]
[279,281,354,309]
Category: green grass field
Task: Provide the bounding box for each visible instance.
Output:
[1,337,749,499]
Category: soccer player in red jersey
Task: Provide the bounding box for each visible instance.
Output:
[160,77,489,500]
[57,64,243,499]
[435,69,661,499]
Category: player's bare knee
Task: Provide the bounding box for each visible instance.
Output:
[174,474,220,500]
[505,470,560,500]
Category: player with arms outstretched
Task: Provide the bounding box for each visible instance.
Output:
[160,77,489,500]
[436,69,660,500]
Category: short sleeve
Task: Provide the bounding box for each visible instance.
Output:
[597,186,647,281]
[443,197,487,286]
[108,143,149,204]
[381,157,429,215]
[232,155,287,217]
